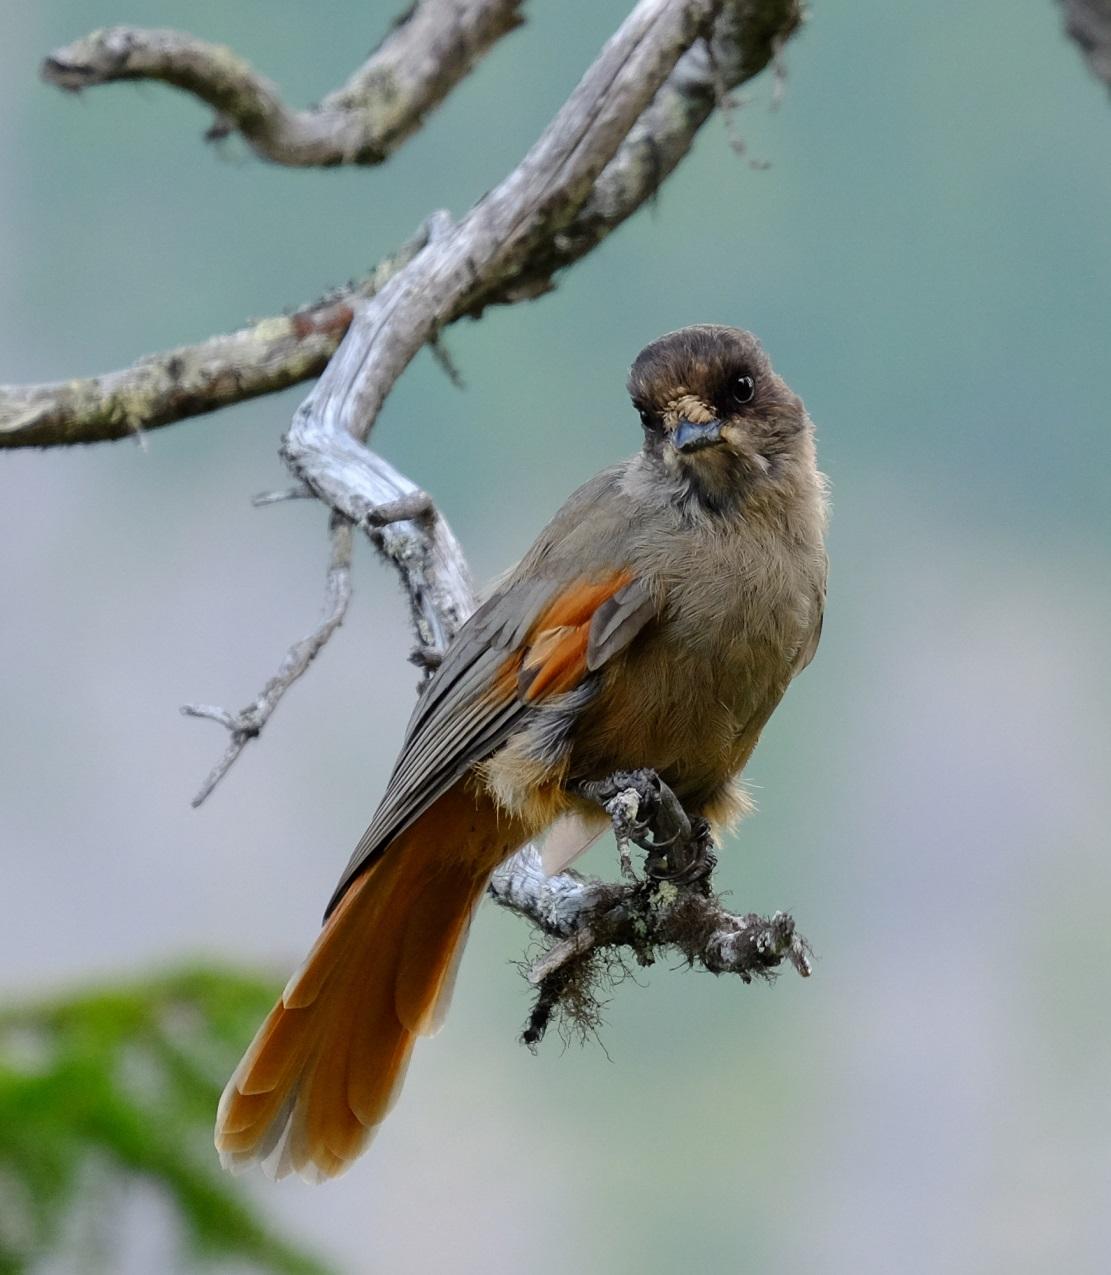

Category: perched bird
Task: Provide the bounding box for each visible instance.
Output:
[215,325,828,1181]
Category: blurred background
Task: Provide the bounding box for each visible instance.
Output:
[2,0,1110,1271]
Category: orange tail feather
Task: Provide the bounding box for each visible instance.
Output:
[215,780,526,1182]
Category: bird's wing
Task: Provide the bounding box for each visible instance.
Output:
[794,552,828,675]
[324,569,656,916]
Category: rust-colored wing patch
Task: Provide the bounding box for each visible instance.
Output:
[514,571,636,703]
[534,574,635,630]
[518,625,591,701]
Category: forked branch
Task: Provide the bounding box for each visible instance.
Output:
[1,0,802,449]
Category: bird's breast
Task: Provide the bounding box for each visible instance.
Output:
[565,519,821,806]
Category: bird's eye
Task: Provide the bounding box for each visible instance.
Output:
[732,375,756,406]
[637,406,656,430]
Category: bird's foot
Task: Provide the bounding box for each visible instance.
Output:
[573,769,717,885]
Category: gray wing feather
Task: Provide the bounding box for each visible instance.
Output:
[793,554,827,675]
[586,579,656,672]
[323,580,564,916]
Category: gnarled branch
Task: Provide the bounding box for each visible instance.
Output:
[184,446,471,805]
[41,0,525,166]
[491,769,809,1044]
[489,842,811,1047]
[1,0,802,450]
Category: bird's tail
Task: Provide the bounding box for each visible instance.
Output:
[215,780,524,1182]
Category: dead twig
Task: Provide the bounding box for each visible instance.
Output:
[181,516,354,806]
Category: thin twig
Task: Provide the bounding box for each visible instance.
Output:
[251,484,314,507]
[41,1,526,166]
[190,468,460,801]
[182,516,353,806]
[428,334,466,389]
[361,490,433,528]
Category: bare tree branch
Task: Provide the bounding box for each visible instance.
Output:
[181,516,354,806]
[0,225,435,450]
[41,0,526,166]
[15,0,805,816]
[284,0,730,517]
[1,0,802,450]
[498,766,810,1040]
[183,457,465,807]
[251,484,314,508]
[1061,0,1111,91]
[489,843,811,1047]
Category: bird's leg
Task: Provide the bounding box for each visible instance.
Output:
[573,769,717,885]
[607,789,639,879]
[575,770,655,878]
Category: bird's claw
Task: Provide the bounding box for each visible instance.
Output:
[574,769,716,885]
[644,816,717,885]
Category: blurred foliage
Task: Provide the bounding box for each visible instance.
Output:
[0,967,332,1275]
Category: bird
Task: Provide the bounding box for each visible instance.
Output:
[215,324,829,1181]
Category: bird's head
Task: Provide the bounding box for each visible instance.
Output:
[627,325,810,509]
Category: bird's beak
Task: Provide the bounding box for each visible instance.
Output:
[672,418,723,454]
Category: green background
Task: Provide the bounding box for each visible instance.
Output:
[2,1,1110,1271]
